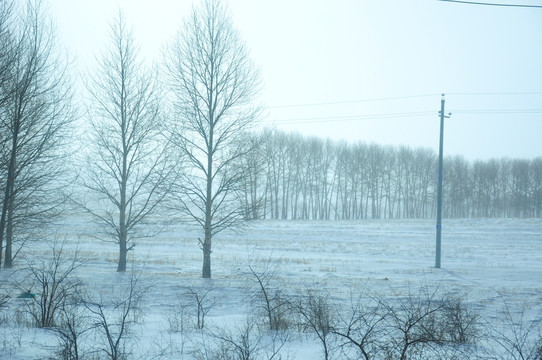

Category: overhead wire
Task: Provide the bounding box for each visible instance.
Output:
[262,92,542,125]
[263,109,542,125]
[262,111,436,125]
[438,0,542,8]
[265,92,542,110]
[454,108,542,114]
[447,91,542,96]
[265,94,440,109]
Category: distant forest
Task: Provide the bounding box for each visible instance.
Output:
[238,130,542,220]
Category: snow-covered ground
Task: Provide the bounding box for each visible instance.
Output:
[0,217,540,359]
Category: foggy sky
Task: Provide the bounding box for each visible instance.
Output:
[48,0,542,160]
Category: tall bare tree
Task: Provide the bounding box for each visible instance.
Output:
[236,132,266,220]
[0,0,74,268]
[167,0,260,278]
[0,0,16,107]
[0,0,16,210]
[83,13,172,272]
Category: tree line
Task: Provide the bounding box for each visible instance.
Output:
[0,0,259,277]
[237,130,542,221]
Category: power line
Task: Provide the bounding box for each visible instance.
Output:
[265,92,542,110]
[265,94,440,109]
[261,108,542,126]
[263,111,435,125]
[455,108,542,114]
[448,91,542,96]
[438,0,542,8]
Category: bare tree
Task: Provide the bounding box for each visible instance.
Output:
[83,12,172,272]
[0,0,16,108]
[0,0,74,268]
[0,0,16,267]
[166,0,260,278]
[531,157,542,217]
[236,132,266,220]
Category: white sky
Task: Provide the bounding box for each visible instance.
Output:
[47,0,542,160]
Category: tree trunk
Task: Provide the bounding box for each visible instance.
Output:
[203,117,213,278]
[4,197,14,268]
[0,126,18,269]
[203,171,213,278]
[202,235,211,279]
[118,163,127,272]
[117,192,128,272]
[117,238,127,272]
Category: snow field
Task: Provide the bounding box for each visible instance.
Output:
[0,217,540,359]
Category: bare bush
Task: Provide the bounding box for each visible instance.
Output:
[331,285,480,360]
[49,296,94,360]
[144,333,184,360]
[24,239,81,328]
[208,320,262,360]
[165,296,191,355]
[485,297,542,360]
[0,284,9,325]
[295,289,337,360]
[249,264,292,331]
[378,284,482,360]
[167,299,189,334]
[191,317,290,360]
[187,287,215,330]
[333,289,388,360]
[84,272,146,360]
[0,325,23,357]
[441,294,480,345]
[380,286,451,360]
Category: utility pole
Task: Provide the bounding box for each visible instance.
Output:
[436,94,451,269]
